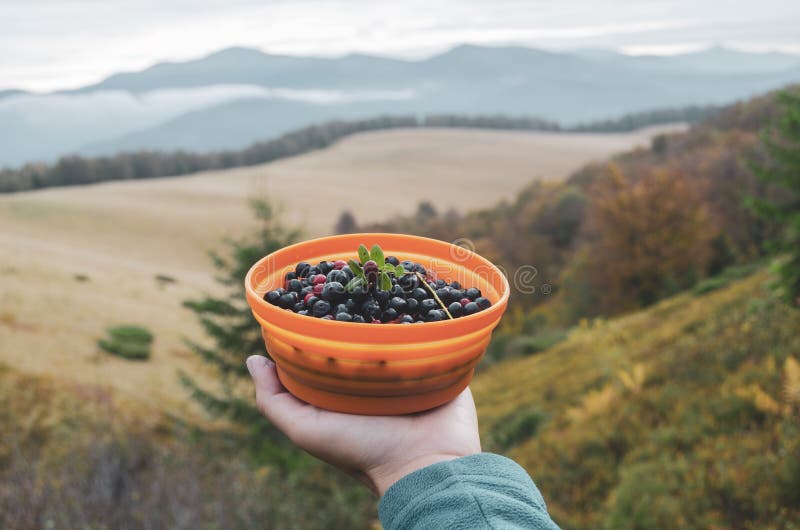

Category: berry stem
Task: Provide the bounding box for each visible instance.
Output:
[415,272,453,320]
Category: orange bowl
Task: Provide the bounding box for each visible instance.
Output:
[245,233,509,415]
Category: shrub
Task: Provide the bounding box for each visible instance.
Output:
[490,409,548,451]
[98,325,153,361]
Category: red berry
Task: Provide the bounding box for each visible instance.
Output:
[333,260,346,270]
[460,298,471,306]
[312,274,326,285]
[303,293,315,304]
[313,283,324,296]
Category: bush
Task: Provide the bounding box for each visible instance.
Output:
[98,325,153,361]
[692,262,760,295]
[490,409,548,451]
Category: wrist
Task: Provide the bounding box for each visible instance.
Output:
[368,451,479,497]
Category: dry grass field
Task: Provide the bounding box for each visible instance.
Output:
[0,125,683,415]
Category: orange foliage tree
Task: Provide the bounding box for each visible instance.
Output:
[583,163,716,314]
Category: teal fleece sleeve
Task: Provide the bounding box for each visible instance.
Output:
[378,453,560,530]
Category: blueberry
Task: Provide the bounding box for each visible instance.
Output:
[386,256,400,266]
[287,279,303,292]
[450,281,461,290]
[465,288,481,300]
[351,284,369,303]
[293,302,305,312]
[412,264,426,275]
[389,296,407,313]
[374,289,390,307]
[426,309,445,322]
[279,292,297,308]
[300,286,313,298]
[298,310,309,316]
[406,298,419,315]
[335,312,353,322]
[285,271,297,281]
[411,287,428,301]
[334,303,348,315]
[475,297,491,310]
[435,287,451,304]
[450,289,465,302]
[326,269,348,285]
[312,300,331,317]
[295,262,311,277]
[448,301,464,318]
[322,281,346,303]
[345,299,357,313]
[420,298,438,315]
[318,261,333,274]
[400,260,415,271]
[390,285,405,298]
[307,266,320,276]
[305,295,319,308]
[399,314,414,323]
[362,300,381,320]
[463,302,479,315]
[321,315,334,320]
[341,266,354,281]
[352,314,366,323]
[264,290,281,305]
[381,308,399,323]
[435,279,447,289]
[398,274,419,291]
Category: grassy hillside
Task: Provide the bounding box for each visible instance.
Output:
[473,270,800,529]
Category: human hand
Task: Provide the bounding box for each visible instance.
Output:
[246,355,481,496]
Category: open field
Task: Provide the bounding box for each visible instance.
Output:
[0,125,683,415]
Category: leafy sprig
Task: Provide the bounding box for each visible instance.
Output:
[346,244,407,291]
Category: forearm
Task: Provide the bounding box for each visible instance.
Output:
[378,453,560,530]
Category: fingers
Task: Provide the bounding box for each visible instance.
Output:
[245,355,309,439]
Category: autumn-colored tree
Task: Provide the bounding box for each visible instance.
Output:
[584,163,716,314]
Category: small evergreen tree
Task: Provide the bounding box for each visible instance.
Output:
[749,88,800,307]
[181,198,303,464]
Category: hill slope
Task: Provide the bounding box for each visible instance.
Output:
[473,270,800,529]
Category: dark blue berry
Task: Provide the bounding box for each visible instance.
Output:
[466,288,481,300]
[420,298,438,315]
[285,271,297,281]
[305,295,319,308]
[411,287,428,301]
[312,300,331,317]
[449,289,465,302]
[287,279,302,292]
[448,301,464,318]
[362,300,381,320]
[293,302,305,312]
[381,308,399,323]
[335,312,353,322]
[352,314,366,323]
[412,264,426,275]
[450,281,461,290]
[398,274,419,291]
[435,279,447,289]
[426,309,445,322]
[326,269,348,285]
[400,260,415,270]
[374,289,390,307]
[295,262,311,277]
[334,303,348,315]
[399,314,414,323]
[318,261,333,274]
[265,290,281,305]
[386,256,400,266]
[406,298,419,315]
[435,287,451,304]
[463,302,480,315]
[298,310,309,316]
[341,266,354,281]
[390,285,405,298]
[475,297,491,310]
[279,292,297,308]
[389,297,407,312]
[321,281,346,303]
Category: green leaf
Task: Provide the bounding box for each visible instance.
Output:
[395,264,406,277]
[357,244,370,264]
[379,271,391,291]
[348,259,364,278]
[370,244,385,267]
[345,276,365,292]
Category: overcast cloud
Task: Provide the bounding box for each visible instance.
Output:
[2,0,799,91]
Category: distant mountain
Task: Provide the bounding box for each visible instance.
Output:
[2,44,800,166]
[0,89,27,99]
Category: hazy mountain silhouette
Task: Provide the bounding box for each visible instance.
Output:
[2,44,799,165]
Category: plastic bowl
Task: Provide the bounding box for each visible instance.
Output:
[245,233,509,415]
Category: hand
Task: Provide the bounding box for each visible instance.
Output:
[246,355,481,496]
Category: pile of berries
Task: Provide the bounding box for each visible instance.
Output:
[263,255,491,324]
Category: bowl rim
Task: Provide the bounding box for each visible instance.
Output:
[245,232,510,335]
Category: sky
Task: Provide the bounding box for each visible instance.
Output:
[2,0,800,92]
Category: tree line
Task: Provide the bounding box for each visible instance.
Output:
[0,106,718,193]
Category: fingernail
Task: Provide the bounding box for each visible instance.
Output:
[245,355,259,376]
